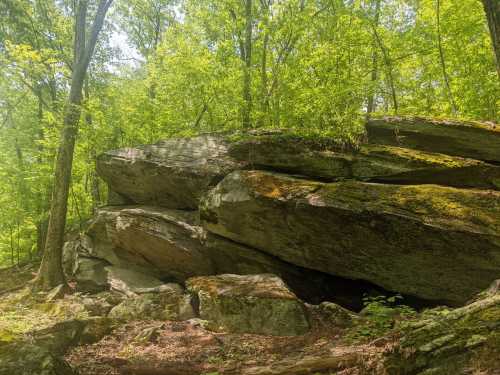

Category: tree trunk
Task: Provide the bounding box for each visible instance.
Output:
[242,0,253,128]
[34,87,50,256]
[36,0,113,290]
[84,78,101,213]
[436,0,457,115]
[482,0,500,79]
[366,0,381,118]
[372,25,398,114]
[259,0,271,127]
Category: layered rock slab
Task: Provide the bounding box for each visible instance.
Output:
[200,170,500,305]
[85,206,214,281]
[366,116,500,163]
[79,206,366,306]
[96,135,244,209]
[97,131,500,211]
[229,132,500,189]
[186,274,310,336]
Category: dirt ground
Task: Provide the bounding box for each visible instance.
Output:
[65,312,381,375]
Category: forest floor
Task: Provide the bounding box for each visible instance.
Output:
[0,267,386,375]
[1,264,499,375]
[65,313,383,375]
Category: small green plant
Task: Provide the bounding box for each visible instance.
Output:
[345,294,417,343]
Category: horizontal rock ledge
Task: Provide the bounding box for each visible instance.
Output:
[200,170,500,305]
[228,133,500,190]
[97,128,500,211]
[366,116,500,163]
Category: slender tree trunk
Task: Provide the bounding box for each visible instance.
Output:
[194,103,208,128]
[482,0,500,79]
[34,88,49,256]
[367,0,381,118]
[84,79,101,213]
[259,0,271,127]
[259,32,269,126]
[36,0,113,290]
[10,225,14,267]
[372,25,398,113]
[242,0,253,128]
[436,0,457,115]
[16,217,20,266]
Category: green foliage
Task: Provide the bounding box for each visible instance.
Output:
[0,0,499,266]
[345,294,417,342]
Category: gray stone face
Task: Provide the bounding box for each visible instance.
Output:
[200,170,500,305]
[105,266,169,297]
[186,274,310,336]
[96,135,245,209]
[73,257,109,293]
[86,206,215,282]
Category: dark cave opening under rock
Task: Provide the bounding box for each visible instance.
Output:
[272,267,446,313]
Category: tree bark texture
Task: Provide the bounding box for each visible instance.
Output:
[36,0,113,289]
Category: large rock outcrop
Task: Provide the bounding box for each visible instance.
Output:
[72,117,500,309]
[76,205,372,308]
[200,170,500,305]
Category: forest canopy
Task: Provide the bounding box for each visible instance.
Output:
[0,0,499,268]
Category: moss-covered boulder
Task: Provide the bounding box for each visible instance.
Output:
[0,343,75,375]
[384,289,500,374]
[201,170,500,304]
[366,116,500,163]
[316,302,359,328]
[0,317,115,375]
[186,274,310,336]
